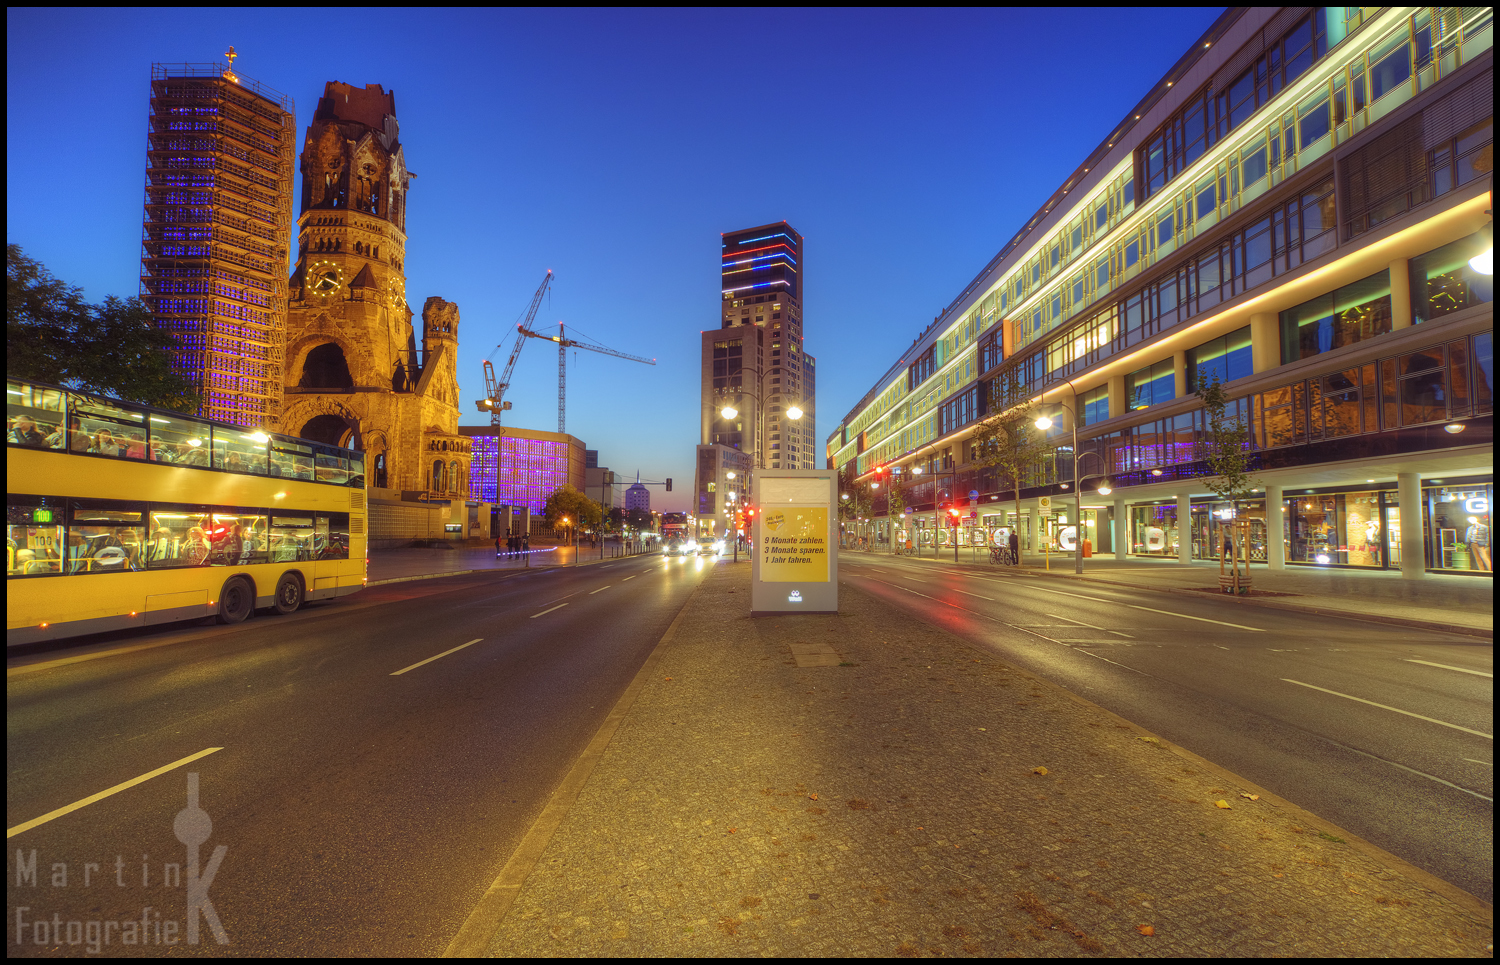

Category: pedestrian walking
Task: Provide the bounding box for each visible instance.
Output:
[522,532,530,552]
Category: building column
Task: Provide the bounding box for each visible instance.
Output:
[1113,496,1128,561]
[1177,493,1193,564]
[1021,508,1033,553]
[1107,374,1126,418]
[1398,471,1424,579]
[1250,311,1278,373]
[1173,350,1188,401]
[1265,484,1285,570]
[1389,258,1413,329]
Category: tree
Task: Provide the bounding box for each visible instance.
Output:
[624,507,653,533]
[7,244,202,412]
[543,484,601,533]
[606,506,625,532]
[1196,368,1260,593]
[971,371,1051,545]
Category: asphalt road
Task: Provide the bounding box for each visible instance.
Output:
[7,554,716,957]
[839,553,1494,905]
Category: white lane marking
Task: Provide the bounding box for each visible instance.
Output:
[1282,679,1493,739]
[1465,759,1492,766]
[1122,602,1262,632]
[904,577,930,583]
[589,585,612,595]
[8,747,224,838]
[952,588,995,601]
[531,603,569,619]
[1404,659,1492,678]
[967,577,1263,631]
[1331,741,1493,803]
[1075,649,1148,675]
[392,638,484,676]
[1045,613,1133,638]
[622,575,637,581]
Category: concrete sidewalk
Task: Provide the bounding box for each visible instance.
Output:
[472,561,1491,957]
[865,547,1494,637]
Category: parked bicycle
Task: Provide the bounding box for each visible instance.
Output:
[989,545,1014,566]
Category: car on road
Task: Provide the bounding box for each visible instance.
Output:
[663,538,689,557]
[697,536,723,557]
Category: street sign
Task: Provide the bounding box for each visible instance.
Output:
[1038,495,1052,511]
[969,490,979,499]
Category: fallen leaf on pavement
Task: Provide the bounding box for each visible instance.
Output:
[809,793,818,801]
[1215,800,1232,809]
[1033,766,1048,776]
[1240,793,1260,800]
[1137,924,1155,936]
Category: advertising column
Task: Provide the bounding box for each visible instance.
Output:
[751,470,837,615]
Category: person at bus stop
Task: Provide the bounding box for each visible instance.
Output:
[1008,529,1020,567]
[522,532,530,552]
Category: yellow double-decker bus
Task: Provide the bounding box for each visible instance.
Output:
[7,378,367,647]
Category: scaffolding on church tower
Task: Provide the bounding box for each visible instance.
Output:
[140,51,295,428]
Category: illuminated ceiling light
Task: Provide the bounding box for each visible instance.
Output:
[1470,224,1493,274]
[1150,468,1163,476]
[1444,423,1466,434]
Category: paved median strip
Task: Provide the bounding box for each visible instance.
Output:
[391,639,484,676]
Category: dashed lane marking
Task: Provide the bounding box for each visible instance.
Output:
[8,748,225,838]
[391,638,484,676]
[1405,659,1492,678]
[1282,678,1493,739]
[531,604,569,619]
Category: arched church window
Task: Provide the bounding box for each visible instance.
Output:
[300,343,354,389]
[449,460,460,495]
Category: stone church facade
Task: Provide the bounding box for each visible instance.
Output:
[279,81,470,508]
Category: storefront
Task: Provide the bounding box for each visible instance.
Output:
[1426,481,1492,573]
[1286,490,1387,567]
[1130,503,1179,557]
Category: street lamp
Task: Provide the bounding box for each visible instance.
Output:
[715,365,805,470]
[1034,382,1113,574]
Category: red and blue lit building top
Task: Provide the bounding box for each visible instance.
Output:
[722,221,802,300]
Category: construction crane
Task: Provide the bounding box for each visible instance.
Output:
[518,322,656,434]
[477,270,553,427]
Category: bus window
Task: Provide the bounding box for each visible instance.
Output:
[208,511,268,565]
[271,439,315,479]
[269,515,314,562]
[315,453,349,485]
[8,495,64,576]
[347,452,366,489]
[147,507,213,568]
[69,392,147,460]
[317,513,350,560]
[70,501,146,573]
[7,380,65,450]
[149,413,211,466]
[212,428,269,476]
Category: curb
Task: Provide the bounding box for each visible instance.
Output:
[884,554,1492,639]
[443,566,701,956]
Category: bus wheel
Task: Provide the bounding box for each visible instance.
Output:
[273,573,304,615]
[217,576,254,625]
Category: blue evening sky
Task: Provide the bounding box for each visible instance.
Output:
[7,7,1221,513]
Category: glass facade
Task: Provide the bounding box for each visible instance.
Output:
[467,433,579,512]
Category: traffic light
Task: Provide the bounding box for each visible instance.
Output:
[665,478,672,491]
[947,506,961,526]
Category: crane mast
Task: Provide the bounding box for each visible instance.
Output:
[517,322,656,433]
[478,270,553,427]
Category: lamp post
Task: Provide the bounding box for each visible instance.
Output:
[716,366,804,471]
[1034,380,1114,574]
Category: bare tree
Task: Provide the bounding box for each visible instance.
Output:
[972,370,1050,546]
[1195,368,1260,594]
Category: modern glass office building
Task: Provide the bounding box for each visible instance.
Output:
[462,426,586,514]
[827,7,1492,577]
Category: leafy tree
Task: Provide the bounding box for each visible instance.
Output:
[543,484,601,532]
[625,507,653,532]
[971,370,1050,542]
[1196,368,1260,592]
[606,506,625,532]
[7,244,201,412]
